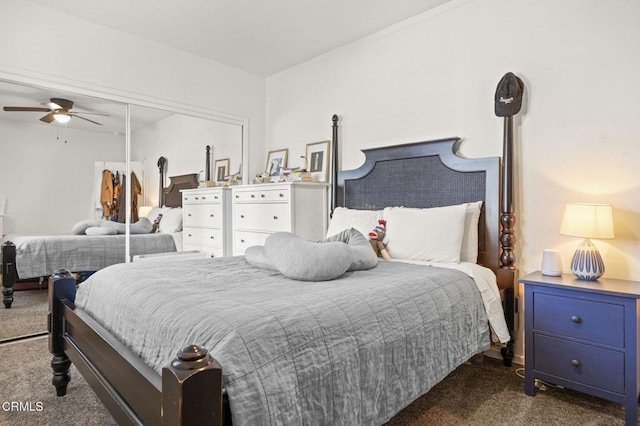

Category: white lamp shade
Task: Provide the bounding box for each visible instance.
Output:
[560,203,614,239]
[138,205,153,218]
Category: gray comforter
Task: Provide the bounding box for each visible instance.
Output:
[5,233,176,279]
[75,256,490,425]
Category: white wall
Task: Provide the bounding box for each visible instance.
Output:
[131,113,243,207]
[266,0,640,280]
[0,118,125,234]
[266,0,640,361]
[0,0,265,179]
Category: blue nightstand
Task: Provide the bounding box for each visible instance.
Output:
[520,272,640,425]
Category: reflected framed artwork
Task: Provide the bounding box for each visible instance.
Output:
[215,158,230,182]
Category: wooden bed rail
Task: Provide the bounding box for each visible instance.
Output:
[48,270,224,425]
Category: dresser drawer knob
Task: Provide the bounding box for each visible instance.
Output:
[202,196,206,200]
[571,359,581,367]
[251,194,255,198]
[261,194,265,198]
[188,213,192,217]
[210,214,214,217]
[188,234,192,237]
[240,215,245,219]
[273,216,278,220]
[235,195,239,198]
[240,239,245,243]
[214,196,218,199]
[210,236,215,239]
[279,193,284,197]
[195,197,199,200]
[570,315,582,323]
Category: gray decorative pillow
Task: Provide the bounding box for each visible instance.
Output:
[85,227,117,236]
[245,245,277,271]
[325,228,378,271]
[99,217,153,234]
[264,232,353,281]
[72,218,101,235]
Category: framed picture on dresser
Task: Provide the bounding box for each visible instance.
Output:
[266,148,288,181]
[215,158,230,182]
[305,140,330,183]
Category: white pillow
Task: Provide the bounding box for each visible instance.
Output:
[147,206,170,219]
[158,207,183,233]
[326,207,383,239]
[460,201,483,263]
[383,204,467,263]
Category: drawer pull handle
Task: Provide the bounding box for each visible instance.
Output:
[251,194,255,198]
[235,195,239,198]
[273,216,278,220]
[188,234,192,237]
[210,214,214,217]
[202,197,207,200]
[570,315,582,323]
[571,359,581,367]
[210,236,215,239]
[261,194,265,198]
[240,215,245,219]
[188,214,192,217]
[195,197,199,200]
[214,196,218,199]
[279,193,284,197]
[241,239,245,243]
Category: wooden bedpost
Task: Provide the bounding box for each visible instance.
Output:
[162,345,223,426]
[158,156,167,207]
[48,269,76,396]
[205,146,212,181]
[497,114,518,367]
[2,241,16,308]
[331,114,339,215]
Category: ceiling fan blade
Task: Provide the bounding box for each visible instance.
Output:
[40,112,55,123]
[73,111,110,117]
[3,106,51,112]
[49,98,74,110]
[70,113,103,126]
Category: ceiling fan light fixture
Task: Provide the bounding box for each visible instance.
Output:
[53,112,71,123]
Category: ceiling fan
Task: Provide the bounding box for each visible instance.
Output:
[2,97,107,126]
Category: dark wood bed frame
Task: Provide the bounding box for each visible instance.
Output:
[0,162,198,309]
[46,115,519,425]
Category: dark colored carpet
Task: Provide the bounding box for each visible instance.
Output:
[0,289,48,341]
[0,336,630,425]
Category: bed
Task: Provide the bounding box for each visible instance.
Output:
[1,167,199,309]
[47,114,519,425]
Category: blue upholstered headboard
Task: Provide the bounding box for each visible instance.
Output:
[336,138,500,272]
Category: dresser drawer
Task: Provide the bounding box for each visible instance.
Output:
[534,334,625,394]
[234,230,270,253]
[234,203,291,232]
[182,244,219,258]
[533,292,624,347]
[182,190,223,204]
[184,204,223,228]
[233,188,290,203]
[183,227,222,248]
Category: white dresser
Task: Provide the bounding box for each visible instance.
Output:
[231,183,329,255]
[181,188,232,257]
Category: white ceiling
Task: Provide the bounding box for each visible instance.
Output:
[24,0,452,77]
[3,1,452,132]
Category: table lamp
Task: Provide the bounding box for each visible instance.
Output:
[560,203,614,281]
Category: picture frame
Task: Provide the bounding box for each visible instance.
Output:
[305,140,330,183]
[265,149,288,181]
[214,158,230,182]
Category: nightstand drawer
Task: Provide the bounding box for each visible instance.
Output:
[533,292,624,347]
[534,334,624,394]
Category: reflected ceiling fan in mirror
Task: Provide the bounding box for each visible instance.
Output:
[2,97,107,125]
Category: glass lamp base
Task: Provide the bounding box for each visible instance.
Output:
[570,238,604,281]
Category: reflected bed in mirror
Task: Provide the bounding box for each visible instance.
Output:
[0,168,198,310]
